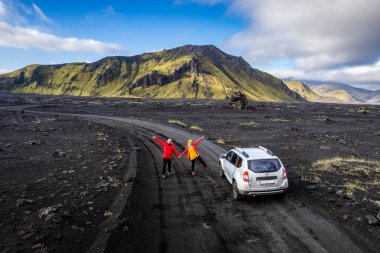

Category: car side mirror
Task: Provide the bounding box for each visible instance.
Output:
[221,155,226,159]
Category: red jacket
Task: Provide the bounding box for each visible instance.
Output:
[180,138,203,160]
[153,137,179,159]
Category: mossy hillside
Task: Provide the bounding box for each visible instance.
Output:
[1,45,304,101]
[285,81,321,101]
[310,85,354,102]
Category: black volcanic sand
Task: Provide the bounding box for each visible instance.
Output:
[0,106,130,252]
[0,93,379,252]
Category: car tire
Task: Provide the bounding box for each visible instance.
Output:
[232,180,242,201]
[278,191,287,198]
[219,163,224,178]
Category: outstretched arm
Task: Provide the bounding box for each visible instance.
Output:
[172,146,180,158]
[193,136,204,146]
[153,136,165,147]
[179,147,188,158]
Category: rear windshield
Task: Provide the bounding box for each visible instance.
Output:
[248,159,281,173]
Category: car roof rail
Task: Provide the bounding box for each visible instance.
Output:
[258,146,274,156]
[234,147,249,158]
[234,147,242,153]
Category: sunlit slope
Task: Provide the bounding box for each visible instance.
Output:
[0,45,304,101]
[284,81,321,101]
[310,84,357,103]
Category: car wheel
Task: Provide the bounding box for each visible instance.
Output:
[232,180,242,200]
[219,163,224,178]
[278,190,287,198]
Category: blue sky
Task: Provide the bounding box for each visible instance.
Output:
[1,0,380,90]
[0,0,245,68]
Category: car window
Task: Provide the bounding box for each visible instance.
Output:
[230,153,238,165]
[226,151,234,162]
[248,159,281,173]
[236,157,243,168]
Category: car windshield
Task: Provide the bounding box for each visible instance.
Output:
[248,159,281,173]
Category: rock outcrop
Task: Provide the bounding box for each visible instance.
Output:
[228,91,248,109]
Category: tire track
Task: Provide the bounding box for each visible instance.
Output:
[20,110,364,253]
[109,121,229,252]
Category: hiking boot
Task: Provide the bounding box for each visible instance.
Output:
[191,171,196,176]
[162,174,166,179]
[167,172,172,177]
[204,166,210,170]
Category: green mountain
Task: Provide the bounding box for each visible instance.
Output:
[304,81,379,104]
[309,84,355,103]
[0,45,303,101]
[284,81,321,101]
[283,79,380,104]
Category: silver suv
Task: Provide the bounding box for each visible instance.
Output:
[219,146,288,200]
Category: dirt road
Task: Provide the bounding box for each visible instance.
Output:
[37,112,362,253]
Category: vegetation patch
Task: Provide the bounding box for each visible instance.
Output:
[311,156,380,199]
[239,121,261,128]
[272,118,290,122]
[190,125,203,132]
[312,157,380,176]
[168,119,187,127]
[216,138,225,144]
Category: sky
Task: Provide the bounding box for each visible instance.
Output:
[0,0,379,90]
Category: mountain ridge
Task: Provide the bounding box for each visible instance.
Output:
[284,81,321,101]
[285,79,379,104]
[0,45,304,102]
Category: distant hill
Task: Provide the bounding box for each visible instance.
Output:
[304,80,376,103]
[367,90,380,104]
[284,80,379,104]
[0,45,304,102]
[310,84,356,103]
[284,81,321,101]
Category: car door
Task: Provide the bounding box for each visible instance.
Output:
[228,152,238,179]
[235,156,243,178]
[223,151,234,181]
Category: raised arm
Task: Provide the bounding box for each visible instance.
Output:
[153,136,165,147]
[193,136,204,146]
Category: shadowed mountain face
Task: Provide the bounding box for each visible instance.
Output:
[0,45,304,102]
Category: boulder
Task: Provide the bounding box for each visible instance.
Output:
[228,91,248,110]
[16,199,34,207]
[53,149,66,157]
[38,205,59,221]
[366,215,379,225]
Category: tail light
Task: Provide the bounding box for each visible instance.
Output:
[243,171,249,182]
[282,167,287,179]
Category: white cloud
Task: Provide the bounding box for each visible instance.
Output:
[0,22,120,52]
[174,0,226,6]
[32,3,50,22]
[270,60,380,90]
[0,0,120,53]
[0,67,11,74]
[227,0,380,71]
[0,1,5,19]
[194,0,225,5]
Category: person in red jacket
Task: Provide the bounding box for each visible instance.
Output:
[153,136,180,178]
[179,136,209,176]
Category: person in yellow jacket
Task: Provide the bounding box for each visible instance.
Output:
[179,136,209,176]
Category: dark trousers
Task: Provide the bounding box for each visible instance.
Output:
[191,156,207,172]
[162,158,172,175]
